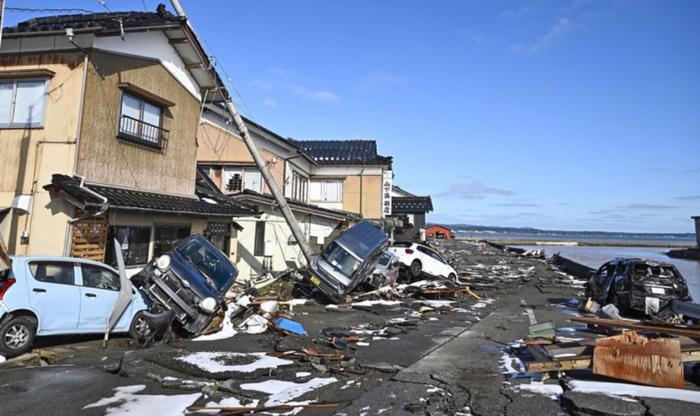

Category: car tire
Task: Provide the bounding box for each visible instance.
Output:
[409,260,422,280]
[129,311,153,343]
[448,273,457,282]
[0,315,37,357]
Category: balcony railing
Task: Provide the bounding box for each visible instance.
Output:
[118,115,169,150]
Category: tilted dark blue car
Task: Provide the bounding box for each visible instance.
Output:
[133,235,237,335]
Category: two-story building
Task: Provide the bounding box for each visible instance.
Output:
[0,7,255,272]
[197,105,361,279]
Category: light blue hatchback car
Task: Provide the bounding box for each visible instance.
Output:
[0,256,152,356]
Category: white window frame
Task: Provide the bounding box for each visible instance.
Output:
[291,170,309,202]
[0,78,49,128]
[222,166,263,193]
[117,92,165,146]
[310,180,343,203]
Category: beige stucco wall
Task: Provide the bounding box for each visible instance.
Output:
[0,53,85,255]
[342,174,382,219]
[197,122,285,194]
[76,51,200,196]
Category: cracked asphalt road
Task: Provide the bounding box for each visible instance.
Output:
[1,240,697,415]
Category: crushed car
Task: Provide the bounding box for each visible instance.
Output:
[388,242,458,282]
[368,251,400,288]
[585,258,691,316]
[303,221,389,303]
[132,234,238,335]
[0,255,152,356]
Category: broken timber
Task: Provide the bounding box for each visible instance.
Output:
[570,316,700,339]
[526,343,700,373]
[592,332,684,388]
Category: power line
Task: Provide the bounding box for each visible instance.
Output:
[202,37,256,121]
[97,0,112,13]
[5,7,94,14]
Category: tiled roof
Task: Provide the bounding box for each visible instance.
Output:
[2,5,182,35]
[392,196,433,214]
[44,174,256,217]
[230,189,361,221]
[289,139,392,166]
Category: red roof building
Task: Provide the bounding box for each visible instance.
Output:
[425,224,454,239]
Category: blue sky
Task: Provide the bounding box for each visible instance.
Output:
[4,1,699,233]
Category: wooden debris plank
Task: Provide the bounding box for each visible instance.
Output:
[526,342,700,373]
[571,316,700,339]
[592,332,684,389]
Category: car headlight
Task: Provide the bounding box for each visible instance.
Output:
[199,297,217,313]
[156,255,171,271]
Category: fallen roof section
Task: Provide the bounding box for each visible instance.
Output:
[44,174,257,218]
[229,189,361,222]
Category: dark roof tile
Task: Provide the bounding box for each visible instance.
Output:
[392,196,433,213]
[288,139,392,166]
[3,5,182,35]
[44,174,256,217]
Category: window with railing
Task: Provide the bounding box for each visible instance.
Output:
[118,92,168,149]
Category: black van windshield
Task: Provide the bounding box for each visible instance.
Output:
[176,239,235,290]
[322,242,361,277]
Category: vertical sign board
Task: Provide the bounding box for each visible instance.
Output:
[382,170,393,219]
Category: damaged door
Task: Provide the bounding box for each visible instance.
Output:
[27,261,81,332]
[77,264,121,330]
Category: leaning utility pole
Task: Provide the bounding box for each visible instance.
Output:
[170,0,315,265]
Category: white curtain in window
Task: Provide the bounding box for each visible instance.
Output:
[142,101,161,141]
[0,82,13,124]
[325,181,342,202]
[120,94,141,134]
[13,81,46,125]
[244,171,262,192]
[309,181,322,201]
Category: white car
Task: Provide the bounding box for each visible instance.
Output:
[387,242,457,281]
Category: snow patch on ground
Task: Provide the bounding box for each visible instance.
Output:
[193,396,260,414]
[514,382,563,400]
[352,300,403,307]
[567,380,700,404]
[176,352,292,373]
[241,377,338,406]
[83,385,200,415]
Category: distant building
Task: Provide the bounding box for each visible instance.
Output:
[693,216,700,247]
[425,224,455,240]
[390,185,433,242]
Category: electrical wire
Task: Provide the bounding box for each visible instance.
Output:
[202,38,256,121]
[5,7,94,14]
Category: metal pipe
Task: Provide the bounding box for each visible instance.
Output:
[169,0,315,265]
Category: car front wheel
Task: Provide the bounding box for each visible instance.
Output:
[129,311,153,343]
[0,315,36,357]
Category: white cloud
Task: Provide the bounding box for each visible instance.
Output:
[250,67,339,103]
[510,18,577,53]
[287,84,339,103]
[367,70,403,84]
[437,181,514,200]
[262,99,278,108]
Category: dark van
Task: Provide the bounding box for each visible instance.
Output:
[133,235,237,334]
[306,221,389,303]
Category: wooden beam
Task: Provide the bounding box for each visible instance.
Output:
[571,316,700,339]
[168,37,189,44]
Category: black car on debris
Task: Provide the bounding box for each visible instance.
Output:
[585,258,691,315]
[133,235,237,335]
